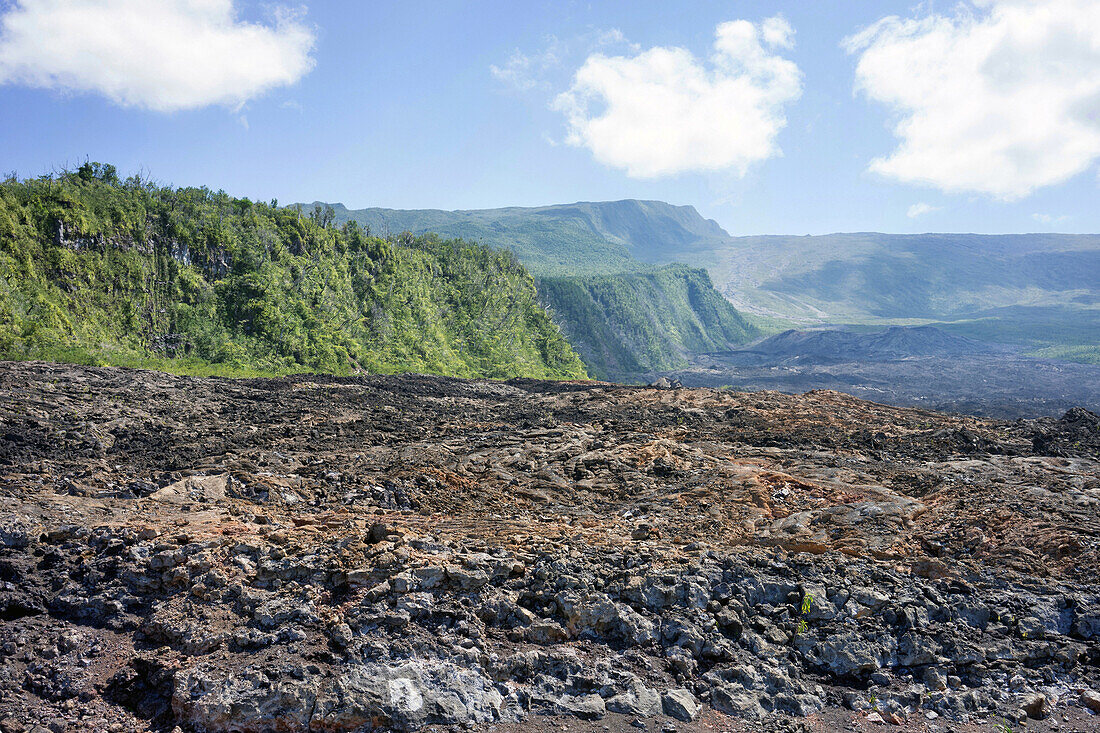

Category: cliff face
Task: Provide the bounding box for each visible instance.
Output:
[537,265,759,379]
[0,166,586,380]
[2,361,1099,731]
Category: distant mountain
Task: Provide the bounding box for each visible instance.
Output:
[328,199,728,276]
[323,198,1100,368]
[537,265,758,379]
[701,232,1100,323]
[726,326,1008,366]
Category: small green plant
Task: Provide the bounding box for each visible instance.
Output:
[793,594,813,636]
[993,719,1014,733]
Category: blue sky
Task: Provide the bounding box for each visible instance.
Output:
[1,0,1099,235]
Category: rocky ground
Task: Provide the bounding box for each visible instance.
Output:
[661,354,1100,420]
[1,360,1099,733]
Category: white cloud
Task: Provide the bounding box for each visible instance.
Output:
[1032,212,1069,224]
[846,0,1100,200]
[907,202,939,218]
[0,0,315,112]
[553,16,802,178]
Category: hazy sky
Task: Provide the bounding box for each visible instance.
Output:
[2,0,1099,235]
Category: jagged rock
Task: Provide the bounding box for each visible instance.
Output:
[0,516,34,548]
[149,475,227,504]
[661,688,701,721]
[555,693,606,720]
[606,680,661,717]
[176,661,516,731]
[711,685,764,718]
[1022,692,1050,719]
[924,667,948,691]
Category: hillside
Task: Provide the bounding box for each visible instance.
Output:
[0,165,587,379]
[663,325,1100,418]
[329,199,728,276]
[701,232,1100,363]
[329,200,760,377]
[537,265,759,379]
[331,200,1100,364]
[705,232,1100,320]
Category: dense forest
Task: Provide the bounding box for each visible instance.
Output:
[0,164,587,379]
[537,265,759,379]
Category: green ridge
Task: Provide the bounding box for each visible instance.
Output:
[0,164,587,380]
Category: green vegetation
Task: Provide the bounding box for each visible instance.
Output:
[794,594,813,636]
[537,265,759,379]
[330,199,729,276]
[328,199,762,378]
[930,306,1100,364]
[0,164,587,380]
[1026,344,1100,364]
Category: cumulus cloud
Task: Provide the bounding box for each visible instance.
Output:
[553,16,802,178]
[907,202,939,218]
[846,0,1100,200]
[0,0,315,112]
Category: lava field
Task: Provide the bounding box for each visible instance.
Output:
[1,361,1099,732]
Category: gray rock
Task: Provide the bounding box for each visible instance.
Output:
[149,475,227,504]
[924,666,948,691]
[446,566,489,591]
[662,688,701,722]
[606,680,661,717]
[1022,692,1050,719]
[809,633,895,676]
[0,517,33,549]
[774,693,825,717]
[556,693,606,720]
[176,660,516,731]
[710,685,764,718]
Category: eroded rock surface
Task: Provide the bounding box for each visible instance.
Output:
[0,361,1098,731]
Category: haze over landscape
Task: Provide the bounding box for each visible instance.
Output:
[2,1,1100,732]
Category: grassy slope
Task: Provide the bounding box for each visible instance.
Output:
[0,166,587,380]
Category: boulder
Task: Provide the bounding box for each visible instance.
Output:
[149,475,227,504]
[661,688,701,722]
[606,680,661,717]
